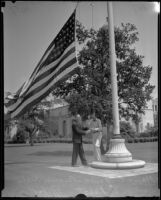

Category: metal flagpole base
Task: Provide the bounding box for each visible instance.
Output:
[104,138,132,163]
[90,135,146,169]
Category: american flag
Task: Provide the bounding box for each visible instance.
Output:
[4,9,77,119]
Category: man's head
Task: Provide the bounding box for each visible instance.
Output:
[74,114,82,125]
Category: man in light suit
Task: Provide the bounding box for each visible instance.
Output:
[89,110,103,161]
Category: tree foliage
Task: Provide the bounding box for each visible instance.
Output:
[52,21,155,126]
[12,99,51,145]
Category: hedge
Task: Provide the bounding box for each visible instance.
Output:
[5,136,158,144]
[127,136,158,143]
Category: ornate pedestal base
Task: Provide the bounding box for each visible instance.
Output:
[90,159,146,169]
[104,138,132,163]
[90,137,145,169]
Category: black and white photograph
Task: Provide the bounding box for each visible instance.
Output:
[2,1,159,198]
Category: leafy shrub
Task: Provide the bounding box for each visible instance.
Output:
[120,121,135,139]
[139,138,144,143]
[12,134,18,143]
[139,128,158,138]
[148,128,158,137]
[11,128,29,143]
[134,138,139,143]
[6,135,158,144]
[139,132,150,137]
[145,138,151,142]
[127,139,133,143]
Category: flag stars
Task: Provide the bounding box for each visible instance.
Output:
[46,11,75,65]
[6,12,76,118]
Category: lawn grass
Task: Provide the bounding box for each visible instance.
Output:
[126,142,158,163]
[5,141,158,164]
[3,142,159,197]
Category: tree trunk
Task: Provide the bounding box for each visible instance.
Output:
[29,123,37,146]
[29,132,34,146]
[136,122,139,135]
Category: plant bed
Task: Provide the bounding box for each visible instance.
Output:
[139,138,144,143]
[134,138,140,143]
[6,135,158,144]
[126,136,158,144]
[127,139,133,143]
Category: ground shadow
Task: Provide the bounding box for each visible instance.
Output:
[27,150,93,157]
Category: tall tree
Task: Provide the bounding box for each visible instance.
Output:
[5,97,52,145]
[52,21,155,129]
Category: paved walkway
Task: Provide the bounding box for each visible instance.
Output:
[49,162,158,179]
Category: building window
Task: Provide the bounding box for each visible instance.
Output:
[155,105,157,111]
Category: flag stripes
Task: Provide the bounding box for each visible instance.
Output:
[20,42,73,98]
[19,45,55,98]
[19,9,76,98]
[5,9,77,118]
[12,52,76,113]
[27,53,76,96]
[32,45,75,86]
[11,63,78,118]
[7,42,76,113]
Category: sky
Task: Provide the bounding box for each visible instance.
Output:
[3,1,159,99]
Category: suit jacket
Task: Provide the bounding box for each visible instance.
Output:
[72,119,88,143]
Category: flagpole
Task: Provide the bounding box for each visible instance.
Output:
[102,1,133,163]
[90,1,145,169]
[74,2,78,60]
[107,1,120,137]
[75,1,79,10]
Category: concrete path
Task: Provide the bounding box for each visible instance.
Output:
[49,162,158,179]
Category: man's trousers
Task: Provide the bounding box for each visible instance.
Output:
[92,132,102,161]
[71,143,88,166]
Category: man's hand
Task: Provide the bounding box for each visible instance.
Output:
[85,129,91,134]
[90,128,99,133]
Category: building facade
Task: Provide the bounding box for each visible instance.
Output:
[43,98,73,138]
[152,98,158,128]
[126,98,158,133]
[45,97,158,136]
[4,97,158,140]
[47,104,73,137]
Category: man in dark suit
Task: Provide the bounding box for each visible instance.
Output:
[71,114,91,167]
